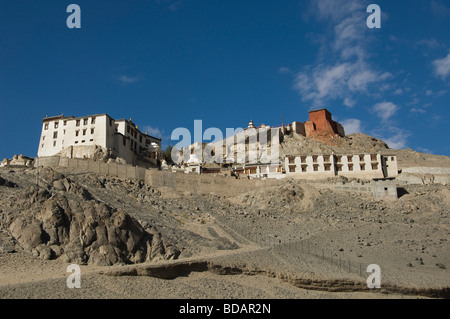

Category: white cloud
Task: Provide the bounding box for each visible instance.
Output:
[311,0,364,22]
[432,53,450,80]
[383,127,409,149]
[431,0,450,18]
[143,125,163,138]
[168,1,183,11]
[117,75,142,85]
[410,108,426,114]
[294,0,392,106]
[372,102,399,122]
[393,88,403,95]
[343,97,356,108]
[278,67,293,74]
[341,119,362,134]
[294,61,390,106]
[417,147,433,154]
[416,38,442,50]
[426,90,433,96]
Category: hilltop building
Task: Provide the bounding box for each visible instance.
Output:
[37,114,161,167]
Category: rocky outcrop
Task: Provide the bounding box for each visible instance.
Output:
[1,168,179,266]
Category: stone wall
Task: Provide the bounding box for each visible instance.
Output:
[35,156,282,197]
[402,167,450,175]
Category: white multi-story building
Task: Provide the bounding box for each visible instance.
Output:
[284,154,399,179]
[37,114,161,166]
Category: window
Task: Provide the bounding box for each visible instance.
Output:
[44,123,49,130]
[115,124,119,132]
[323,156,330,162]
[289,165,296,173]
[300,156,307,163]
[91,128,95,134]
[109,119,113,126]
[359,155,365,161]
[127,125,130,134]
[54,122,59,129]
[123,137,126,146]
[360,163,366,170]
[313,164,319,172]
[312,156,318,163]
[301,165,307,173]
[347,155,353,162]
[75,130,79,137]
[41,143,44,148]
[91,117,96,124]
[53,141,56,147]
[289,157,295,164]
[391,156,395,161]
[75,141,78,144]
[336,156,342,163]
[83,129,87,136]
[371,154,377,161]
[76,120,80,126]
[348,164,354,171]
[372,163,379,170]
[139,135,142,143]
[53,131,58,139]
[81,140,85,143]
[63,130,66,135]
[324,164,332,171]
[42,136,45,141]
[83,118,88,125]
[337,165,342,172]
[63,120,67,126]
[90,139,94,142]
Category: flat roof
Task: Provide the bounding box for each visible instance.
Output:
[42,113,161,141]
[309,108,331,113]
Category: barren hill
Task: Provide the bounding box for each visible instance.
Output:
[0,161,449,298]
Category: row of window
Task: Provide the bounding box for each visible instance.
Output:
[288,155,380,164]
[75,128,95,137]
[44,117,97,130]
[41,138,95,148]
[76,117,96,127]
[42,127,95,141]
[288,162,379,173]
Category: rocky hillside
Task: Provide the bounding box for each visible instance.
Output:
[0,167,179,266]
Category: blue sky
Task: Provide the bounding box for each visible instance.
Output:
[1,0,449,159]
